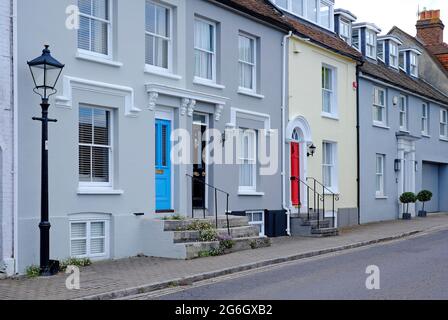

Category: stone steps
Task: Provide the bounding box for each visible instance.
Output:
[311,228,339,237]
[301,219,331,229]
[184,236,271,260]
[163,216,249,232]
[173,226,260,244]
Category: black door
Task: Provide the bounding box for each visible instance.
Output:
[192,114,208,209]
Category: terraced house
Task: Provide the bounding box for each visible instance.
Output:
[11,0,293,274]
[355,17,448,223]
[269,0,362,234]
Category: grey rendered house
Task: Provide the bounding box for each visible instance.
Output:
[0,0,15,277]
[352,22,448,223]
[11,0,290,273]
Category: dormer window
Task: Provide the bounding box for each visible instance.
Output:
[389,43,399,69]
[273,0,334,30]
[399,51,406,70]
[352,29,360,50]
[366,30,376,59]
[410,53,418,77]
[339,20,351,44]
[377,40,384,61]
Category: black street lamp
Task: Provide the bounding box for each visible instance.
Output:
[27,45,64,276]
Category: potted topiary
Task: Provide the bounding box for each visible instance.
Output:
[417,190,433,218]
[400,192,417,220]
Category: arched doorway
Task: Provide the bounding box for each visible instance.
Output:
[286,117,313,212]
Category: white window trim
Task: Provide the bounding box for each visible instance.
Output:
[238,32,257,93]
[373,87,387,126]
[322,141,338,193]
[69,216,110,259]
[352,28,361,51]
[194,17,217,83]
[410,52,419,77]
[440,109,448,139]
[399,51,407,72]
[238,129,257,194]
[399,95,408,132]
[422,103,429,136]
[366,29,377,59]
[389,43,399,69]
[377,40,385,62]
[78,105,114,190]
[339,19,351,44]
[375,154,385,197]
[273,0,334,31]
[321,64,338,118]
[77,0,113,60]
[145,1,173,73]
[246,211,265,237]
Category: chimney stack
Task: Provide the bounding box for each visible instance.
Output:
[416,9,444,46]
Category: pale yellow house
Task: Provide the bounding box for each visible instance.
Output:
[272,2,363,229]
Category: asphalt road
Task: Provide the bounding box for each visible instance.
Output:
[147,229,448,300]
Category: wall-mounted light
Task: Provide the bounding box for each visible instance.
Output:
[394,159,402,172]
[415,161,419,172]
[221,132,226,147]
[393,96,399,106]
[307,143,317,157]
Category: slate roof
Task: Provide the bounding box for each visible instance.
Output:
[360,60,448,106]
[213,0,363,61]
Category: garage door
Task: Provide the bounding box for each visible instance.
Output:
[422,162,439,213]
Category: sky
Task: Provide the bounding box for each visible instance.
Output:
[336,0,448,38]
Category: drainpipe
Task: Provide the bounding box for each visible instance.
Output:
[282,31,293,236]
[12,0,18,274]
[356,61,364,225]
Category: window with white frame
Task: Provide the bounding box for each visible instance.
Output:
[145,1,172,70]
[79,106,112,186]
[70,220,108,258]
[377,41,384,61]
[399,51,406,70]
[352,29,360,50]
[194,18,216,81]
[399,95,408,131]
[273,0,332,29]
[410,53,418,77]
[339,20,351,44]
[373,87,386,125]
[375,154,385,197]
[422,103,429,135]
[441,109,448,139]
[366,30,377,59]
[239,129,257,192]
[322,142,337,191]
[78,0,111,57]
[246,211,265,236]
[389,43,399,68]
[322,65,336,115]
[238,33,257,91]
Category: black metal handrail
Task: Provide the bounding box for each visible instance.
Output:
[186,174,231,234]
[307,177,339,228]
[291,176,325,228]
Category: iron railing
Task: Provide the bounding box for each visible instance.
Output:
[291,176,324,228]
[307,177,339,229]
[186,174,231,234]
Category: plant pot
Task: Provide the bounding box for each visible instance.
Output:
[418,210,427,218]
[402,213,412,220]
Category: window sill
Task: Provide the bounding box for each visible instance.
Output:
[376,195,388,200]
[421,133,431,138]
[321,112,339,121]
[144,65,182,80]
[399,129,410,134]
[238,191,265,197]
[193,77,225,89]
[78,188,124,195]
[373,123,390,130]
[237,88,265,99]
[440,136,448,142]
[76,52,123,67]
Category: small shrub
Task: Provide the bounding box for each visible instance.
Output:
[162,214,185,221]
[186,220,215,231]
[25,265,41,278]
[250,240,258,250]
[209,247,225,257]
[400,192,417,215]
[60,258,92,271]
[197,250,211,258]
[417,190,433,211]
[199,229,218,242]
[218,235,235,250]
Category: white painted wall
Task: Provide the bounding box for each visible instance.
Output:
[0,0,14,276]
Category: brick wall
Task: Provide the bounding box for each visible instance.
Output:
[0,0,14,274]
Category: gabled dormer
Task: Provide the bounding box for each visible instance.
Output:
[399,48,422,78]
[352,23,381,60]
[334,8,357,45]
[377,35,403,69]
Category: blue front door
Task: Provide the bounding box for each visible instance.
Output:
[155,119,172,211]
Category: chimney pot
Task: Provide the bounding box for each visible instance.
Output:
[417,9,444,46]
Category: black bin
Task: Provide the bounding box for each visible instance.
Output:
[264,210,287,238]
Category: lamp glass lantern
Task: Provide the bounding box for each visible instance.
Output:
[27,45,65,100]
[307,143,317,157]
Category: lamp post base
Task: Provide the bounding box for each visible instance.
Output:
[40,260,60,277]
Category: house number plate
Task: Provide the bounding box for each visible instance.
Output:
[156,169,164,175]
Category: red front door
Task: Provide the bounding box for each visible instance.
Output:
[291,142,300,207]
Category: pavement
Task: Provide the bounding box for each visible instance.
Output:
[151,228,448,300]
[1,213,448,300]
